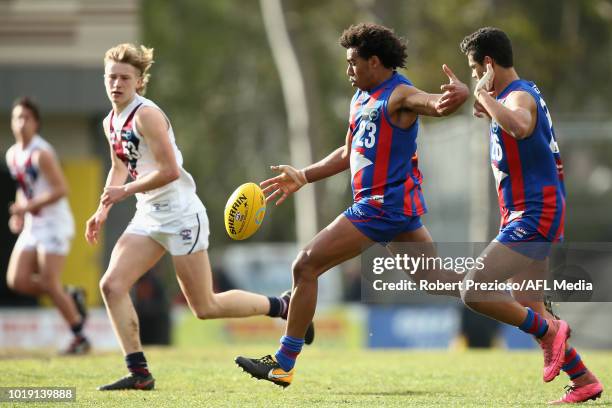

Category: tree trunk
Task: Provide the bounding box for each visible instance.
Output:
[259,0,318,245]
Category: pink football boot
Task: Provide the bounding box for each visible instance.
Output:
[540,319,570,382]
[549,377,603,404]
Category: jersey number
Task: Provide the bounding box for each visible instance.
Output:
[491,133,503,161]
[122,140,141,160]
[355,121,376,149]
[539,97,560,154]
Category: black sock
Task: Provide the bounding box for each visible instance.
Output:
[279,296,289,319]
[70,321,84,338]
[267,296,283,317]
[125,352,150,377]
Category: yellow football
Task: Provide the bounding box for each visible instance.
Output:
[224,182,266,240]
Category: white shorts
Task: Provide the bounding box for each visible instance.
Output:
[14,224,73,255]
[125,210,210,256]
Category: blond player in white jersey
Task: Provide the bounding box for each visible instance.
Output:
[87,43,313,391]
[6,97,90,354]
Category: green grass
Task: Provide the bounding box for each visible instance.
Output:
[0,347,609,407]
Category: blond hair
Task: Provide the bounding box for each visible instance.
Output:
[104,43,154,95]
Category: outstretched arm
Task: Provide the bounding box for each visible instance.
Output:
[392,65,469,117]
[303,144,349,183]
[262,129,352,206]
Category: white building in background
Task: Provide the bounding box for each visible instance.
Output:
[0,0,140,156]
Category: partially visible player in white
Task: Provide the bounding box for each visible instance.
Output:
[6,97,90,354]
[87,43,313,391]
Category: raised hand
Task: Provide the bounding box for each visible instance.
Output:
[474,63,494,98]
[435,64,469,115]
[260,165,307,206]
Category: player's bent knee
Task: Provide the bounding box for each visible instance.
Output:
[292,251,319,283]
[192,301,221,320]
[36,278,52,294]
[99,275,129,301]
[462,300,486,315]
[459,269,479,306]
[6,276,22,293]
[43,280,64,296]
[99,278,112,300]
[460,284,484,310]
[460,283,481,310]
[194,309,215,320]
[7,272,36,294]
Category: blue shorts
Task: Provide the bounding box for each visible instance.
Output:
[343,202,423,244]
[496,218,553,260]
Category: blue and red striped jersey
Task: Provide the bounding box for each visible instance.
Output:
[490,79,565,241]
[348,72,426,216]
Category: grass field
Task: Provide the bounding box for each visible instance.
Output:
[0,346,609,407]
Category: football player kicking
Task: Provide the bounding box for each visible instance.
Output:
[236,22,470,388]
[458,27,602,404]
[236,24,603,405]
[87,43,313,391]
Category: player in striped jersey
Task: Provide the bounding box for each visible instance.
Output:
[236,23,470,387]
[460,27,602,404]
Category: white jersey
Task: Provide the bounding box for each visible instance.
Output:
[5,135,74,232]
[104,94,205,226]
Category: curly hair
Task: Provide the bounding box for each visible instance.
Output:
[460,27,513,68]
[104,43,155,95]
[339,23,407,69]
